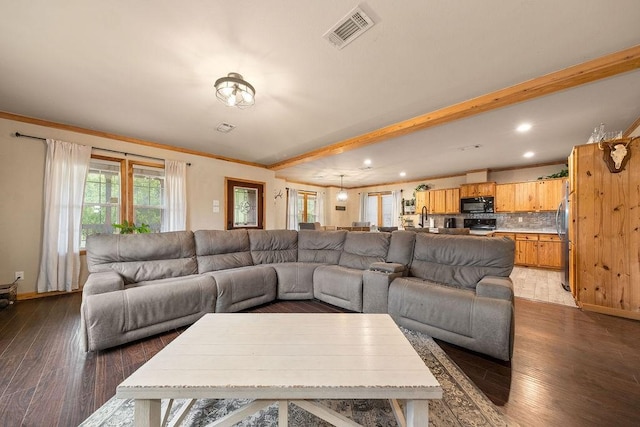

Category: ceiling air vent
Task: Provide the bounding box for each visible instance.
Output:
[216,122,236,133]
[323,6,375,49]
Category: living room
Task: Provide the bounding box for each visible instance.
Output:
[2,2,640,426]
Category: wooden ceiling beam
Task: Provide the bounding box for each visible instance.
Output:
[268,44,640,171]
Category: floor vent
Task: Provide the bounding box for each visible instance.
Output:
[323,6,375,49]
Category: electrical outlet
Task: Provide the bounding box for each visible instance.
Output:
[15,271,24,281]
[518,217,523,223]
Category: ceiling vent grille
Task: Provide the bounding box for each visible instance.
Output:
[216,122,236,133]
[323,6,375,49]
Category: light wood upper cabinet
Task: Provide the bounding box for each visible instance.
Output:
[511,178,566,212]
[514,181,539,212]
[459,182,496,198]
[424,188,459,214]
[445,188,460,214]
[495,184,516,212]
[415,191,428,213]
[427,190,446,214]
[537,179,565,211]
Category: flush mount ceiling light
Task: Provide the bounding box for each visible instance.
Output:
[517,123,532,133]
[336,175,348,201]
[214,72,255,109]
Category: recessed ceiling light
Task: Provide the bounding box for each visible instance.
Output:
[364,159,372,166]
[517,123,532,133]
[523,151,535,158]
[399,171,406,177]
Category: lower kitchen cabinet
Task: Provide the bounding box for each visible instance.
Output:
[495,232,561,269]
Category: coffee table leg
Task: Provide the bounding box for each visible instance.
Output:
[405,399,428,426]
[134,399,161,427]
[278,400,288,425]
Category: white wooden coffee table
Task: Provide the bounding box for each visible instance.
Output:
[116,313,442,426]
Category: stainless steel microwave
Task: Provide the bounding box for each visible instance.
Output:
[460,197,494,213]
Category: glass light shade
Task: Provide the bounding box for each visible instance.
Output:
[215,73,255,109]
[337,190,348,201]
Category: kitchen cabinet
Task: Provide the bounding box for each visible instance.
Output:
[511,178,566,212]
[445,188,460,214]
[459,182,496,198]
[495,184,516,212]
[537,234,562,268]
[515,233,538,266]
[415,191,428,214]
[503,232,562,268]
[425,188,460,214]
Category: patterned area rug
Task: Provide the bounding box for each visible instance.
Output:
[81,328,517,426]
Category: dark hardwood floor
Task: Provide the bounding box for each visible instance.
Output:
[1,294,639,427]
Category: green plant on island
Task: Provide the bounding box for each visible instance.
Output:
[112,220,151,234]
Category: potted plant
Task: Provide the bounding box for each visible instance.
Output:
[112,220,151,234]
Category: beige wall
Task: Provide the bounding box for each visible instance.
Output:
[0,114,569,296]
[0,117,283,295]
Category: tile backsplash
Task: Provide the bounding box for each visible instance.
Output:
[419,212,557,230]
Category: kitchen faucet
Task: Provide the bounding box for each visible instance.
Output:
[419,205,428,228]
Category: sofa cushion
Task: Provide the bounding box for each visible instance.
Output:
[273,262,322,300]
[313,265,363,312]
[409,234,515,289]
[86,231,198,284]
[338,232,391,270]
[194,229,253,272]
[248,230,298,264]
[297,230,347,264]
[386,231,416,266]
[389,277,475,337]
[208,265,277,312]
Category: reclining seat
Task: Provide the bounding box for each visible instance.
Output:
[195,229,278,312]
[82,231,217,351]
[276,229,348,300]
[313,232,391,312]
[388,233,516,361]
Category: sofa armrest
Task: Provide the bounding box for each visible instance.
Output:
[83,271,125,297]
[476,276,514,301]
[369,262,405,274]
[363,268,404,314]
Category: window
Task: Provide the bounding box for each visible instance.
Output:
[81,157,124,247]
[366,192,394,227]
[130,163,165,233]
[297,191,317,223]
[80,156,165,247]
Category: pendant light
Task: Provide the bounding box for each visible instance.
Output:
[336,175,348,201]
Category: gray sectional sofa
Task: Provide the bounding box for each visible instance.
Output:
[82,229,516,360]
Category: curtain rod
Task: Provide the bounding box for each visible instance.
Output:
[13,132,191,166]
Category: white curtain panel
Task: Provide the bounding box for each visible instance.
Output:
[287,188,299,230]
[391,190,401,226]
[36,139,92,293]
[359,192,369,222]
[162,160,187,232]
[316,191,325,226]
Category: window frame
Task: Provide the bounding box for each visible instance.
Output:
[80,155,165,252]
[297,190,317,223]
[367,191,393,227]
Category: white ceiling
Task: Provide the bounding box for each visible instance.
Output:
[1,1,639,188]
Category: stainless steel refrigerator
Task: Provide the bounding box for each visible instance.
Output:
[555,181,570,291]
